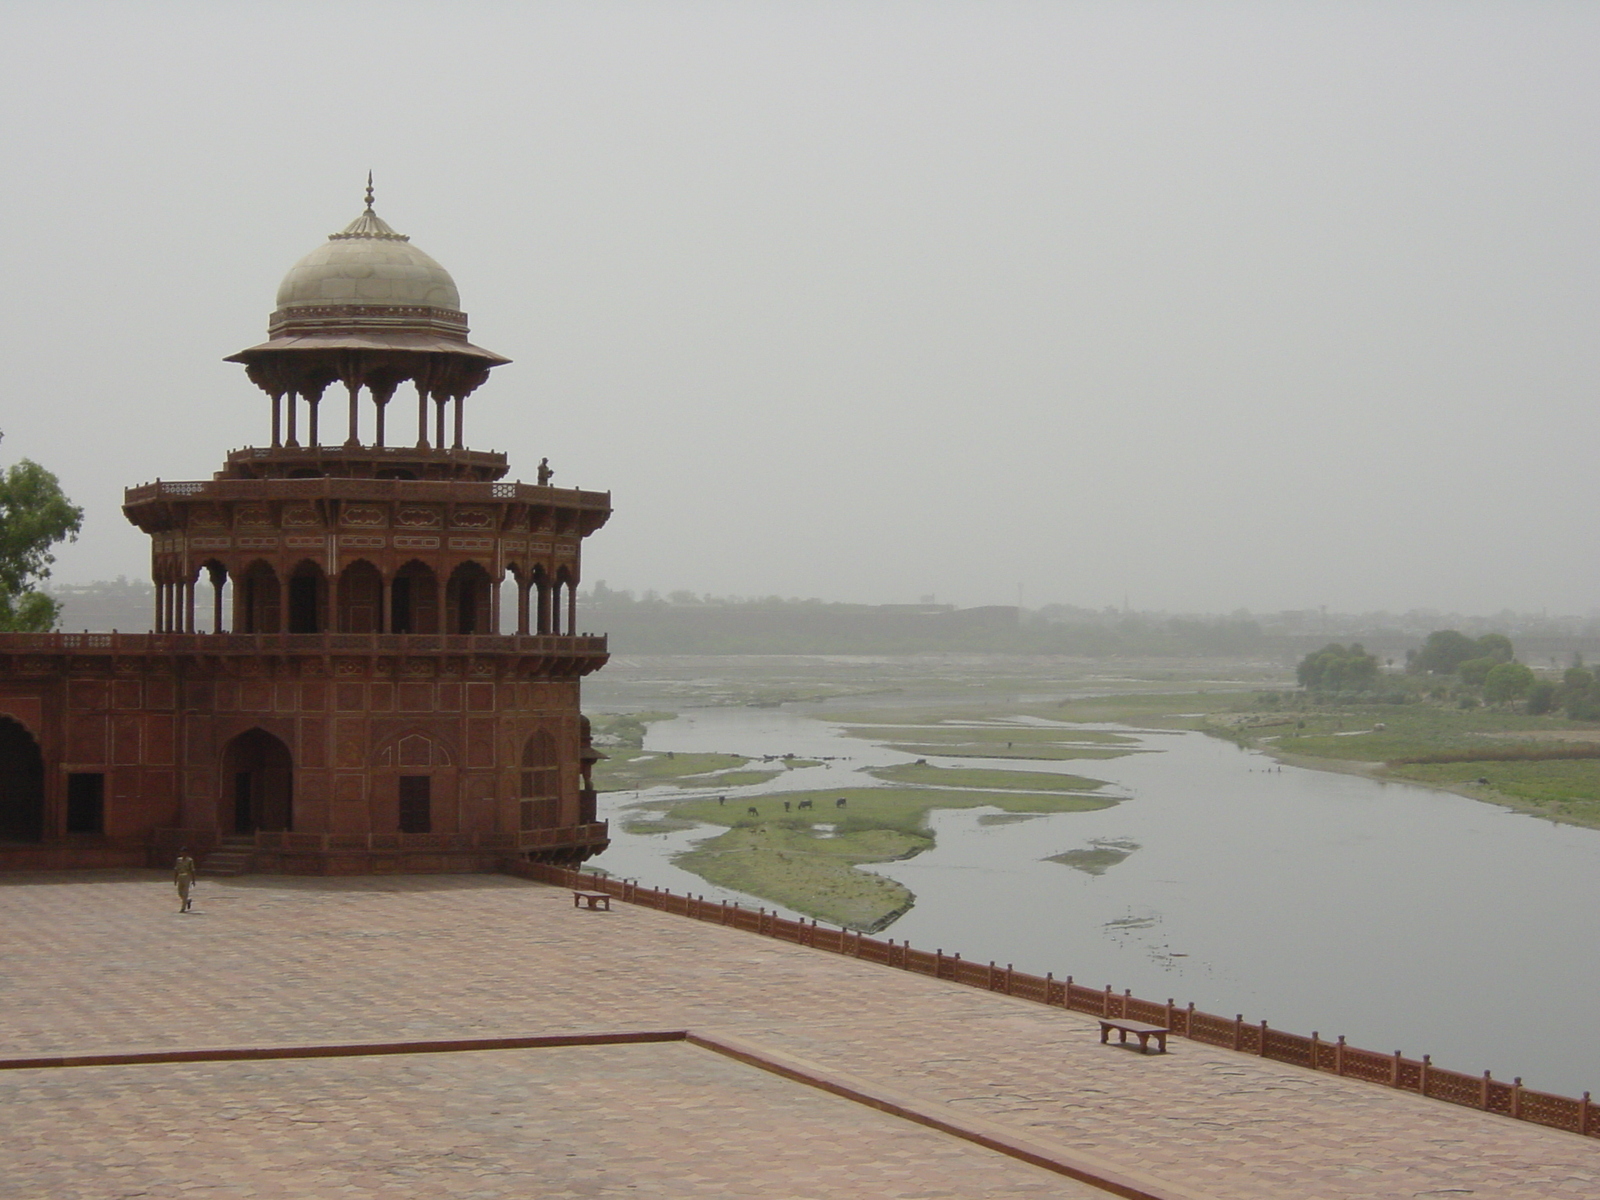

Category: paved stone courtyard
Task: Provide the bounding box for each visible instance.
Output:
[4,870,1599,1199]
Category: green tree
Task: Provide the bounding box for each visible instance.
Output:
[1457,657,1498,687]
[1482,662,1535,705]
[1295,642,1379,691]
[1408,630,1480,675]
[1562,668,1600,720]
[1525,679,1558,715]
[1474,633,1514,663]
[0,444,83,632]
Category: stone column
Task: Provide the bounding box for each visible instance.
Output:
[345,380,361,448]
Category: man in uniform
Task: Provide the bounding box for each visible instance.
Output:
[173,848,197,913]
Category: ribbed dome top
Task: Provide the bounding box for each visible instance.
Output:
[274,203,461,310]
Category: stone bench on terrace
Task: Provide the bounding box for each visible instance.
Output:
[1099,1018,1169,1055]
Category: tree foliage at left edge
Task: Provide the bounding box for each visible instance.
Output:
[0,444,84,632]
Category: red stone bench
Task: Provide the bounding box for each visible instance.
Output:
[572,890,612,911]
[1098,1018,1169,1055]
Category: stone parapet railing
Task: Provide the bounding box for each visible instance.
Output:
[124,476,610,510]
[0,631,607,657]
[258,824,608,853]
[504,862,1599,1142]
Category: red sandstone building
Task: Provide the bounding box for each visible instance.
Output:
[0,189,611,874]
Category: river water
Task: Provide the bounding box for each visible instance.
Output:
[590,707,1600,1097]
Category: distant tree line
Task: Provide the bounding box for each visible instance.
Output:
[1295,626,1600,719]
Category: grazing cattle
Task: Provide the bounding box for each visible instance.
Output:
[797,799,813,810]
[747,806,760,817]
[835,797,847,808]
[718,796,726,806]
[784,800,792,812]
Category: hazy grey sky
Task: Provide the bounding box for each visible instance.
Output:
[2,1,1595,614]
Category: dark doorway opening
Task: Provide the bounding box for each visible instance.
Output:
[239,561,281,633]
[223,729,294,834]
[0,718,44,842]
[391,575,412,633]
[399,775,431,833]
[288,571,321,634]
[448,562,492,635]
[66,772,104,834]
[337,560,383,633]
[391,562,438,634]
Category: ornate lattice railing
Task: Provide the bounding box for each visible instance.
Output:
[500,861,1599,1141]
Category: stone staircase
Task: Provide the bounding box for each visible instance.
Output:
[199,836,256,877]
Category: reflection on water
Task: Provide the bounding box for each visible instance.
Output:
[592,706,1600,1096]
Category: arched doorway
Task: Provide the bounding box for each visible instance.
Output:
[222,728,293,834]
[337,560,383,633]
[237,561,281,633]
[391,561,439,634]
[446,562,492,635]
[0,718,44,842]
[287,561,327,634]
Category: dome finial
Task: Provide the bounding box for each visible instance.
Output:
[365,171,375,212]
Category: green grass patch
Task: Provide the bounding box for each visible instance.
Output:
[1225,700,1600,827]
[676,823,924,932]
[587,710,676,750]
[1261,705,1594,765]
[867,762,1108,792]
[695,768,784,788]
[838,721,1138,761]
[837,720,1135,744]
[1384,759,1600,827]
[618,814,702,835]
[1045,693,1248,727]
[669,786,1115,836]
[823,712,1137,742]
[881,742,1133,761]
[663,784,1117,929]
[1046,837,1141,876]
[594,751,751,791]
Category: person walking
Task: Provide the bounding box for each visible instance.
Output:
[173,848,197,913]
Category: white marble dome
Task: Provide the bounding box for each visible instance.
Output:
[274,206,461,310]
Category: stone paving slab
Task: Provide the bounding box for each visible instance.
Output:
[4,870,1600,1199]
[2,1042,1100,1199]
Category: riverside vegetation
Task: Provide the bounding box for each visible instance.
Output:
[584,642,1600,929]
[589,696,1129,929]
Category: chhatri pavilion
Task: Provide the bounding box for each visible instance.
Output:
[0,185,611,874]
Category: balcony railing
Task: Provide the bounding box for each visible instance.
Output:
[124,476,610,509]
[253,824,608,853]
[0,632,607,656]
